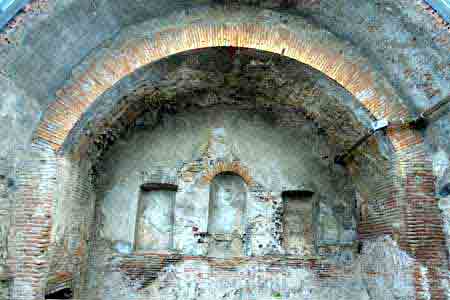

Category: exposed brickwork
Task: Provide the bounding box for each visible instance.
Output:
[388,128,448,299]
[201,161,253,186]
[10,154,58,300]
[45,156,94,300]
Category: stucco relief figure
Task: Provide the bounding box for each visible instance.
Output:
[208,173,247,258]
[135,190,175,251]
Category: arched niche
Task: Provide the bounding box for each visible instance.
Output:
[207,172,247,258]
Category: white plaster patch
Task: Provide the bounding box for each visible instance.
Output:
[433,149,449,180]
[419,265,431,300]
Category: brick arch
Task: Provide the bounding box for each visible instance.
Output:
[20,7,445,300]
[32,9,408,152]
[201,161,254,187]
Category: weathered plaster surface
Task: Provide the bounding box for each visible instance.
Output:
[97,236,422,300]
[97,107,355,252]
[360,236,417,300]
[105,259,370,300]
[135,189,175,251]
[0,1,448,299]
[87,106,361,298]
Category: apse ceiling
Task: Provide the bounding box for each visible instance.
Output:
[62,47,381,166]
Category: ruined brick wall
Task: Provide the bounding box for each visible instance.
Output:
[1,4,448,299]
[45,156,95,299]
[11,153,59,300]
[86,107,362,299]
[0,75,41,299]
[7,152,95,300]
[80,106,448,299]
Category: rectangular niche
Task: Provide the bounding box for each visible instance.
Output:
[134,184,177,252]
[207,173,247,258]
[282,190,314,256]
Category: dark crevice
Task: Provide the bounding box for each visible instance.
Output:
[439,183,450,198]
[45,288,73,299]
[281,190,314,198]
